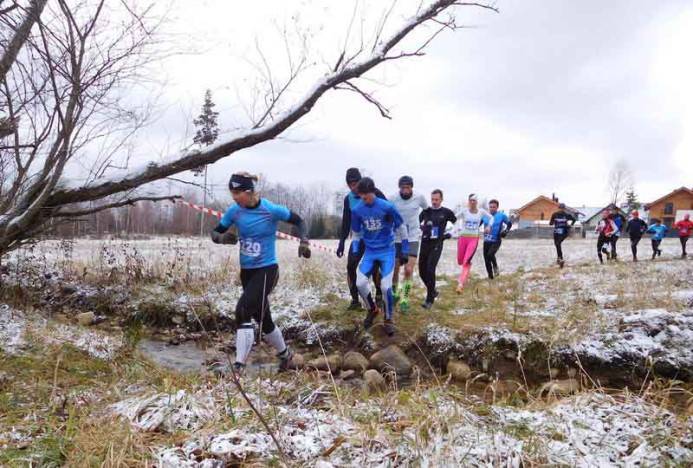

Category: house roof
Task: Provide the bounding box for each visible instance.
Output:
[515,195,559,214]
[515,195,583,217]
[644,186,693,210]
[582,203,628,224]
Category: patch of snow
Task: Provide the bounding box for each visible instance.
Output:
[110,390,215,432]
[0,304,27,354]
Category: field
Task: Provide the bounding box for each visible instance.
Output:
[1,237,692,466]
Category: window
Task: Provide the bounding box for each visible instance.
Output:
[664,203,673,215]
[540,212,545,220]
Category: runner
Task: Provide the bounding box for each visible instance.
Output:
[549,203,576,268]
[483,199,512,279]
[419,189,457,309]
[211,172,310,376]
[625,210,648,261]
[336,168,386,310]
[673,214,693,258]
[647,219,668,259]
[350,177,408,336]
[609,207,626,260]
[595,210,617,264]
[390,175,428,313]
[455,194,492,293]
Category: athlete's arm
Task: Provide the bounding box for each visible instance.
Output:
[549,212,557,225]
[287,211,309,242]
[339,195,351,242]
[211,206,238,244]
[568,213,577,225]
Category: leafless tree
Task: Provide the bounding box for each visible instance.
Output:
[0,0,498,256]
[607,159,633,206]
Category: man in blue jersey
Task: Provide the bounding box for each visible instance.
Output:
[351,177,408,336]
[211,172,310,376]
[336,168,387,310]
[609,207,626,260]
[482,199,512,279]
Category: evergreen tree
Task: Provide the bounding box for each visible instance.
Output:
[625,188,641,212]
[191,90,219,175]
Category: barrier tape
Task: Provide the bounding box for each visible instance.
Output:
[175,199,337,254]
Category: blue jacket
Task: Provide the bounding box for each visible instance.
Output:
[351,197,405,252]
[647,224,668,241]
[484,212,512,243]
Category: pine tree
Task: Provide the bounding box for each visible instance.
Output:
[625,188,641,212]
[191,90,219,175]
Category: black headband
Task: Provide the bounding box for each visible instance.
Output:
[229,174,255,192]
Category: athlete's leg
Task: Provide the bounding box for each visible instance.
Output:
[630,236,640,261]
[356,254,376,310]
[610,236,619,259]
[347,240,364,304]
[651,239,659,259]
[377,250,397,335]
[458,237,479,289]
[234,266,277,366]
[418,243,432,298]
[400,242,418,309]
[597,235,606,264]
[392,242,402,294]
[681,237,688,257]
[483,241,494,279]
[427,243,443,301]
[553,234,564,260]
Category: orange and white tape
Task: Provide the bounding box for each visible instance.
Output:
[175,199,336,254]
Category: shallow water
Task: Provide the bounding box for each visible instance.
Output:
[137,338,279,376]
[137,339,215,373]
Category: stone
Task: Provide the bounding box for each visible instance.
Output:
[342,351,369,373]
[549,367,560,379]
[307,353,342,373]
[171,314,185,325]
[76,311,95,326]
[447,359,472,382]
[369,345,412,376]
[338,369,356,380]
[290,353,305,369]
[363,369,387,393]
[539,378,579,397]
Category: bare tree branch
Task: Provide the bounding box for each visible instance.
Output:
[0,0,49,83]
[52,195,181,218]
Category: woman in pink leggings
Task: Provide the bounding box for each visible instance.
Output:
[455,194,492,293]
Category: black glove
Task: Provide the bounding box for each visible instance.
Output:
[444,233,452,240]
[298,240,311,259]
[336,239,345,258]
[211,230,238,245]
[501,230,508,238]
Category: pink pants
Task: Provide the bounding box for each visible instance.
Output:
[457,237,479,287]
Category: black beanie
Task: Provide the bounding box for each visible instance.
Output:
[356,177,375,194]
[345,167,362,184]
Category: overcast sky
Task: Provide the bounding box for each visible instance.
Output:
[127,0,693,211]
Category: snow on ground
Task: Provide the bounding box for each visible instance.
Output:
[0,305,123,360]
[110,382,691,466]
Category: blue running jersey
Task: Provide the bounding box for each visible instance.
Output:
[220,199,291,269]
[485,212,512,243]
[351,197,404,252]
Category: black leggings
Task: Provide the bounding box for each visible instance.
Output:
[347,240,380,301]
[630,236,642,259]
[554,233,568,260]
[681,236,689,256]
[236,265,279,334]
[651,239,662,255]
[609,235,619,258]
[419,241,443,302]
[483,241,501,279]
[597,234,610,262]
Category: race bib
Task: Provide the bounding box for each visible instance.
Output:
[363,218,383,232]
[464,220,477,231]
[555,227,565,235]
[240,238,262,257]
[431,226,439,239]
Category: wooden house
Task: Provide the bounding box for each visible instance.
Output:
[644,187,693,227]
